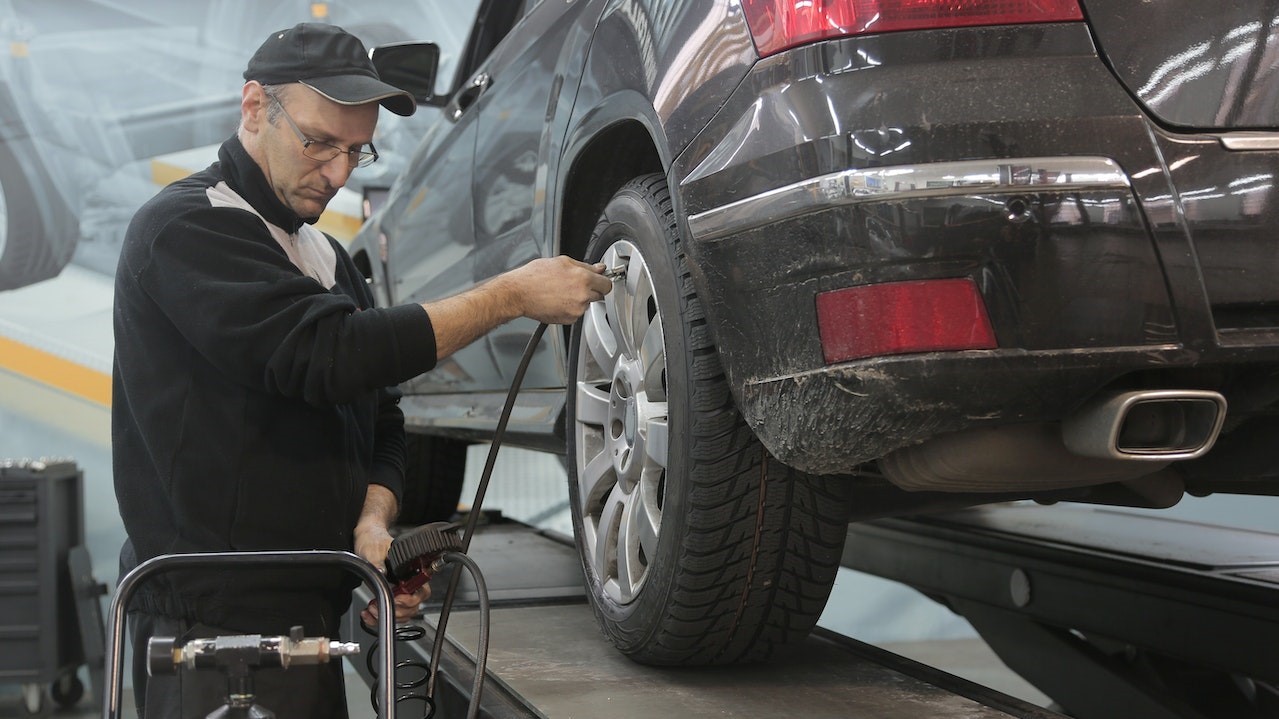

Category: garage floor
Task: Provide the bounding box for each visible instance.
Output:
[0,636,1047,718]
[0,669,372,718]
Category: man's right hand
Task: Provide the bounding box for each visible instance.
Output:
[422,255,614,361]
[498,256,613,325]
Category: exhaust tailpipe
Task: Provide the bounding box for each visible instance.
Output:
[1062,390,1227,461]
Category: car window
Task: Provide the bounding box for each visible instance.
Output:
[419,0,483,98]
[454,0,528,83]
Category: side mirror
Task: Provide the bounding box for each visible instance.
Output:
[370,42,443,107]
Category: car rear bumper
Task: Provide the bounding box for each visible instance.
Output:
[735,346,1279,475]
[672,24,1279,474]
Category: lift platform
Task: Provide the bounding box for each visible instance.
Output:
[347,504,1279,718]
[347,515,1063,719]
[843,504,1279,719]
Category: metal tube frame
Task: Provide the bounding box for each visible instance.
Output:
[103,550,396,719]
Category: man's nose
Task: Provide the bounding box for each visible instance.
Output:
[319,154,355,188]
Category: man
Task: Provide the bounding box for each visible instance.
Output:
[112,23,611,718]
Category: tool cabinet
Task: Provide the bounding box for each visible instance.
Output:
[0,460,87,714]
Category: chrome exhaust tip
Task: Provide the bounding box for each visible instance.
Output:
[1062,390,1227,461]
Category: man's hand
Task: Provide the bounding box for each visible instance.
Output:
[353,517,394,572]
[497,256,614,325]
[361,584,430,627]
[424,255,613,360]
[354,484,429,624]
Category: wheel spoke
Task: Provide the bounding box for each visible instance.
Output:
[616,497,644,597]
[577,447,614,513]
[643,415,669,467]
[625,251,647,299]
[607,268,635,353]
[583,302,619,377]
[575,383,610,427]
[626,483,660,566]
[639,311,665,394]
[595,482,628,587]
[627,266,654,361]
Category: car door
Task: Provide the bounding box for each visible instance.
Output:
[387,0,518,395]
[467,0,597,392]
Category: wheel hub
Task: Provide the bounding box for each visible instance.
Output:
[608,359,646,487]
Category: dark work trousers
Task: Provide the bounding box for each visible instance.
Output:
[130,612,350,719]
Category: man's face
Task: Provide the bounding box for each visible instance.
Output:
[249,84,379,220]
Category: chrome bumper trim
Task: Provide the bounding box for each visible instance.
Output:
[685,156,1130,242]
[1219,132,1279,151]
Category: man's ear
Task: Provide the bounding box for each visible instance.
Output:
[241,81,268,134]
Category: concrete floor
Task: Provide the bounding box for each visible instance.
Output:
[0,639,1051,717]
[882,637,1053,708]
[0,669,373,718]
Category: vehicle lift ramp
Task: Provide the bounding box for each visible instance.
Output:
[843,504,1279,719]
[347,517,1064,719]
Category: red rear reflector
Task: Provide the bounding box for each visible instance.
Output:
[816,278,997,363]
[741,0,1084,57]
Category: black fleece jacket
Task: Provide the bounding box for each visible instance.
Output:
[112,136,437,634]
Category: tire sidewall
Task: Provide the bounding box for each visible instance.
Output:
[0,136,72,289]
[0,139,39,263]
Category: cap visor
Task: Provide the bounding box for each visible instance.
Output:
[301,75,417,116]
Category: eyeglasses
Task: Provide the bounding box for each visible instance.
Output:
[269,96,379,168]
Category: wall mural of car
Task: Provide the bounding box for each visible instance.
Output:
[0,0,474,290]
[358,0,1279,667]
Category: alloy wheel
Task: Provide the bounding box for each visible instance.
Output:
[572,239,669,604]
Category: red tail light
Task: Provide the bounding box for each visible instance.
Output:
[816,278,997,363]
[741,0,1084,57]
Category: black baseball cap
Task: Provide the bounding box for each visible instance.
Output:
[244,23,416,117]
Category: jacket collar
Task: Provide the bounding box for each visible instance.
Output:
[218,135,315,234]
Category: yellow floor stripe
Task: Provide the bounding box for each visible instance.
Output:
[150,158,191,188]
[0,370,110,448]
[315,211,360,241]
[0,337,111,407]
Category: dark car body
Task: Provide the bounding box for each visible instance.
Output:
[355,0,1279,669]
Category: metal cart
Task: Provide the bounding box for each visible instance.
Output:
[103,550,398,719]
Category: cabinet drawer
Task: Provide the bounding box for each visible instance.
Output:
[0,582,39,626]
[0,507,36,525]
[0,487,36,500]
[0,624,41,674]
[0,525,37,549]
[0,555,37,572]
[0,487,37,520]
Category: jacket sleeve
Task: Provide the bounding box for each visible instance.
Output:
[341,239,409,502]
[367,385,407,501]
[135,207,438,406]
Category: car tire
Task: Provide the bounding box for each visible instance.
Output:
[566,174,850,665]
[0,139,68,290]
[398,433,468,526]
